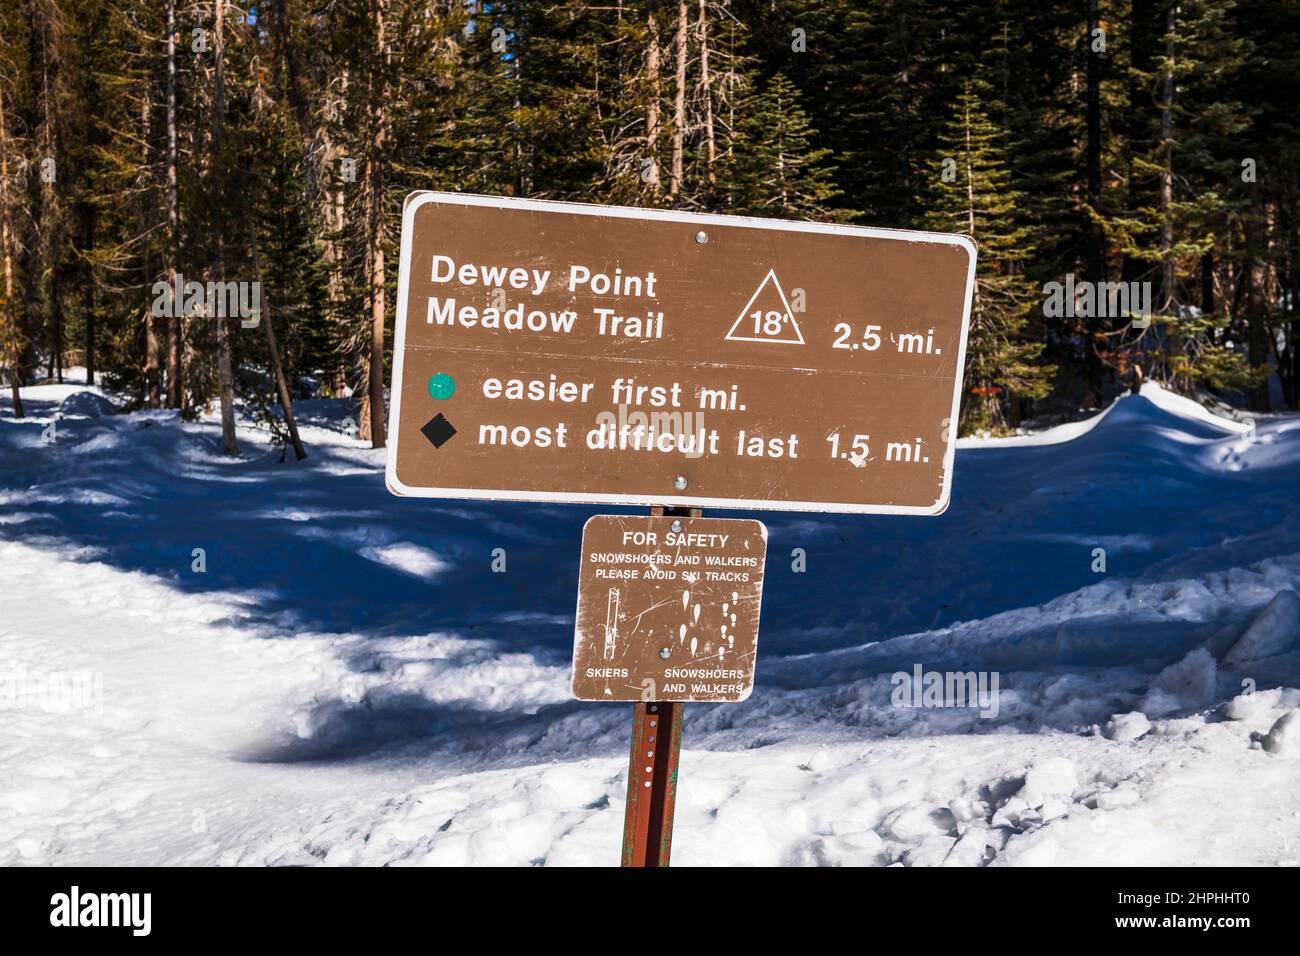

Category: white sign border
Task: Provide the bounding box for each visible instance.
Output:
[385,190,977,516]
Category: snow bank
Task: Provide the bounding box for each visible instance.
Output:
[2,378,1299,865]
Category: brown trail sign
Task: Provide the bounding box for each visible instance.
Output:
[385,192,977,866]
[386,192,975,514]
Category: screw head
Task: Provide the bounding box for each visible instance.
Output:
[670,520,683,532]
[673,475,688,491]
[695,230,709,244]
[659,646,671,659]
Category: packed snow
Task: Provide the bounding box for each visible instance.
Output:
[2,372,1299,866]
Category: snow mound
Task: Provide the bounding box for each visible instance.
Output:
[57,390,117,419]
[1020,757,1078,807]
[3,371,1300,866]
[1225,589,1300,665]
[1104,712,1151,742]
[1141,648,1217,716]
[958,381,1247,449]
[1258,710,1300,756]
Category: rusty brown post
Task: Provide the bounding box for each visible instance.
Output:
[620,699,685,866]
[620,504,698,867]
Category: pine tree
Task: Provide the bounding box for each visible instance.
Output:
[1100,0,1261,398]
[0,0,1295,428]
[719,72,843,220]
[1235,0,1300,407]
[922,81,1052,433]
[248,101,332,431]
[322,0,464,447]
[83,1,166,407]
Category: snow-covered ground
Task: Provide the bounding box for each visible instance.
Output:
[2,373,1299,866]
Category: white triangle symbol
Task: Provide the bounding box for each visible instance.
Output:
[724,269,805,345]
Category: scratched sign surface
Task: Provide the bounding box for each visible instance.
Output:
[387,191,976,514]
[572,516,767,703]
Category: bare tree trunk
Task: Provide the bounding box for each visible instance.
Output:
[165,0,182,409]
[698,0,715,197]
[50,287,62,382]
[322,95,347,398]
[251,237,306,460]
[364,0,388,448]
[964,96,976,238]
[896,10,913,220]
[1157,2,1184,390]
[1085,0,1103,278]
[1083,0,1105,405]
[1245,206,1272,411]
[644,11,661,194]
[1121,0,1153,287]
[511,11,527,197]
[267,0,311,141]
[269,0,346,400]
[1200,250,1215,315]
[264,295,306,460]
[83,276,94,386]
[1130,362,1144,394]
[80,198,95,386]
[1288,217,1300,409]
[213,0,236,452]
[0,82,23,418]
[36,0,63,384]
[140,86,161,408]
[324,134,346,399]
[1157,3,1175,316]
[669,1,687,201]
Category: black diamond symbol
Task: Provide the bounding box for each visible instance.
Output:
[420,413,457,449]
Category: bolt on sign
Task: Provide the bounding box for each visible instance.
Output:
[386,192,976,514]
[572,516,767,703]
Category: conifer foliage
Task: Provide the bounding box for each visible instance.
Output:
[923,82,1052,432]
[0,0,1295,440]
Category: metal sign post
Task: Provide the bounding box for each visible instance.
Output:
[621,699,685,867]
[620,504,694,868]
[574,504,764,866]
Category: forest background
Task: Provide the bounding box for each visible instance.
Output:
[1,0,1296,452]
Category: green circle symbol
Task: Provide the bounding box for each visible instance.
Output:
[427,373,456,400]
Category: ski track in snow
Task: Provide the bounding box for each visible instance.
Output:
[2,373,1300,866]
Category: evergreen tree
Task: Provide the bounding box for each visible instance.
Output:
[0,0,1295,426]
[922,81,1052,433]
[254,116,334,390]
[1100,0,1262,398]
[719,72,843,220]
